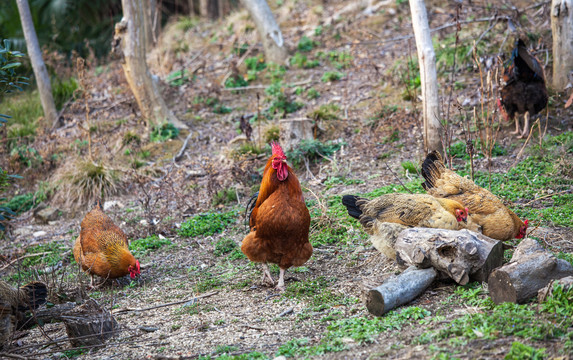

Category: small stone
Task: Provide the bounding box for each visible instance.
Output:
[33,231,47,237]
[273,356,287,360]
[139,326,159,333]
[104,200,124,211]
[139,219,148,226]
[34,207,59,224]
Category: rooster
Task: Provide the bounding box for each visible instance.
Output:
[241,142,312,291]
[342,193,469,231]
[421,151,528,241]
[0,281,47,348]
[73,200,140,286]
[498,39,548,138]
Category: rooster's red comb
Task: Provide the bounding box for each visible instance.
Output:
[271,142,286,157]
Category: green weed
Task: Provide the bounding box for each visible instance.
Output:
[150,123,179,142]
[212,188,238,206]
[213,238,239,257]
[309,104,339,121]
[131,235,173,258]
[504,342,546,360]
[290,52,319,69]
[306,88,320,99]
[287,139,344,168]
[178,211,238,237]
[297,36,318,52]
[321,71,344,82]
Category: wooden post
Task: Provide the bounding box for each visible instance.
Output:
[551,0,573,91]
[408,0,442,153]
[366,267,437,316]
[15,0,58,127]
[395,228,504,285]
[240,0,288,65]
[488,239,573,304]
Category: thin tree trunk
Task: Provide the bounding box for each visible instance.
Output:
[551,0,573,91]
[409,0,442,154]
[240,0,288,65]
[15,0,58,127]
[115,0,188,130]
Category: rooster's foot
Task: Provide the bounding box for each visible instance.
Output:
[261,263,275,286]
[275,268,286,291]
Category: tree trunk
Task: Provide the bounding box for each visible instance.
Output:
[115,0,188,130]
[278,118,313,151]
[395,228,504,285]
[551,0,573,91]
[240,0,288,65]
[409,0,441,154]
[488,238,573,304]
[366,266,437,316]
[15,0,58,127]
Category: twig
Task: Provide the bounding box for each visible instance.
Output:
[465,16,498,58]
[0,353,28,359]
[173,131,195,163]
[0,252,53,271]
[221,78,312,92]
[112,291,218,314]
[278,307,294,317]
[523,190,571,206]
[384,162,412,194]
[344,16,510,47]
[510,119,540,168]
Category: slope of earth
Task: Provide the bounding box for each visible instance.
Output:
[0,0,572,359]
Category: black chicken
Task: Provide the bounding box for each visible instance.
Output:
[497,39,548,138]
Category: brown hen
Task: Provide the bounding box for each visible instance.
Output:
[73,200,140,286]
[421,151,527,241]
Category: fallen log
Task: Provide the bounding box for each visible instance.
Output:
[366,266,437,316]
[395,228,503,285]
[368,222,408,260]
[488,239,573,304]
[63,299,118,347]
[18,302,76,329]
[538,276,573,303]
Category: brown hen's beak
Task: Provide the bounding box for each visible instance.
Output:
[463,217,467,223]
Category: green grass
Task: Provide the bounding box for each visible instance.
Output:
[505,342,546,360]
[178,211,238,237]
[290,52,319,69]
[321,71,344,82]
[297,36,318,52]
[417,282,573,354]
[286,139,344,168]
[0,90,42,147]
[309,104,339,121]
[213,238,239,257]
[130,235,173,258]
[276,306,431,357]
[150,123,179,142]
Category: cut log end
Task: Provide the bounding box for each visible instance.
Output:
[488,270,518,304]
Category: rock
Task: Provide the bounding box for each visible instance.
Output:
[34,207,59,224]
[33,231,47,238]
[139,326,159,332]
[12,227,32,237]
[103,201,124,211]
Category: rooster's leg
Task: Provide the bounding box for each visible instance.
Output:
[276,268,286,291]
[519,112,530,139]
[261,263,274,286]
[511,115,521,135]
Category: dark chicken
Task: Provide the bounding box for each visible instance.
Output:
[498,39,548,138]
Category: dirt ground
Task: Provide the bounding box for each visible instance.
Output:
[1,0,572,359]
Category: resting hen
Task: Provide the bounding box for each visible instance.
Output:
[342,193,469,231]
[421,151,527,241]
[73,200,140,286]
[241,142,312,290]
[0,281,47,348]
[498,39,548,138]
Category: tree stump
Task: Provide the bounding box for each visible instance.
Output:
[278,118,314,151]
[488,238,573,304]
[63,299,118,347]
[368,222,408,260]
[395,228,503,285]
[366,266,437,316]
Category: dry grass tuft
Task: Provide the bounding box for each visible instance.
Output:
[50,158,122,212]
